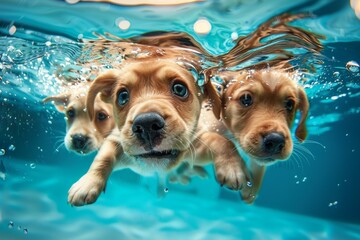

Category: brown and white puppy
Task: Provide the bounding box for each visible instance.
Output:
[67,59,251,206]
[220,69,309,202]
[43,82,114,155]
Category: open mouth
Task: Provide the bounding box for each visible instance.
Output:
[135,149,180,159]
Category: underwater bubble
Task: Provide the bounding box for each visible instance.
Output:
[65,0,80,4]
[9,25,16,35]
[0,149,5,156]
[294,175,298,178]
[8,221,14,229]
[231,32,238,41]
[18,225,21,230]
[30,163,36,169]
[48,120,52,124]
[346,61,359,73]
[8,144,15,151]
[296,181,300,184]
[24,228,28,234]
[117,19,131,31]
[328,203,333,207]
[333,71,340,77]
[247,181,253,187]
[164,187,169,193]
[193,18,212,35]
[302,177,307,182]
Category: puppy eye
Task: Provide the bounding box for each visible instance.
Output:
[66,109,75,118]
[117,89,129,106]
[285,99,295,111]
[97,111,108,121]
[240,93,253,107]
[172,82,189,98]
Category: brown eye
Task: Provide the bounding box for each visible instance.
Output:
[67,109,75,118]
[240,93,253,107]
[97,112,108,121]
[285,99,295,111]
[172,81,189,98]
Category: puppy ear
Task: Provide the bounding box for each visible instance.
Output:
[203,73,221,120]
[87,70,119,120]
[42,94,69,112]
[295,87,309,142]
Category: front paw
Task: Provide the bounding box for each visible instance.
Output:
[68,173,106,206]
[215,159,250,191]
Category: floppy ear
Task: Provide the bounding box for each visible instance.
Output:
[203,72,221,120]
[87,70,119,120]
[42,94,69,112]
[295,87,309,142]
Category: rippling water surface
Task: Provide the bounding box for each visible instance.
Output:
[1,0,360,239]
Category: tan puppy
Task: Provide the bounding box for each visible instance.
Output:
[68,60,251,206]
[43,82,114,155]
[220,69,309,202]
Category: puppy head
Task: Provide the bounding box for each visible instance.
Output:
[222,70,309,166]
[43,84,114,155]
[87,60,220,173]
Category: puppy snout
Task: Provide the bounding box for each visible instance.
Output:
[132,112,165,149]
[262,132,285,155]
[71,134,89,150]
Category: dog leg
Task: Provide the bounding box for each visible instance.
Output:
[68,138,123,206]
[194,132,252,195]
[242,160,266,204]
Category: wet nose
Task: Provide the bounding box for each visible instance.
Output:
[262,132,285,155]
[71,134,89,149]
[132,112,165,148]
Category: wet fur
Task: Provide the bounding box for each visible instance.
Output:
[68,60,251,206]
[43,82,114,155]
[220,69,309,202]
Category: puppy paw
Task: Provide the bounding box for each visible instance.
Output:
[215,160,250,191]
[240,183,257,204]
[68,173,106,206]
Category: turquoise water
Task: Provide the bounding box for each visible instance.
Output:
[1,0,360,239]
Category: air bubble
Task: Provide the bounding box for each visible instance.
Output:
[8,221,14,229]
[346,61,359,73]
[164,187,169,193]
[333,71,340,77]
[24,228,28,234]
[30,163,36,169]
[231,32,238,40]
[0,149,5,156]
[8,145,15,151]
[247,181,252,187]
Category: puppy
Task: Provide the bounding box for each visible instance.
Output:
[219,69,309,202]
[68,59,251,206]
[43,82,114,155]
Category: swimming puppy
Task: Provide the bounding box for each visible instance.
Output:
[68,60,251,206]
[220,70,309,202]
[43,83,114,155]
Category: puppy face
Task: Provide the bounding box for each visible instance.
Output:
[43,84,114,154]
[87,60,219,173]
[222,70,309,166]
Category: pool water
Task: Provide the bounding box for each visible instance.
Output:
[1,0,360,239]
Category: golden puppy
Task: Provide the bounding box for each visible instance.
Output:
[219,69,309,202]
[43,82,114,155]
[68,59,251,206]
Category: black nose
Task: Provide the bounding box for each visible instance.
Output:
[71,134,89,149]
[132,112,165,148]
[262,132,285,155]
